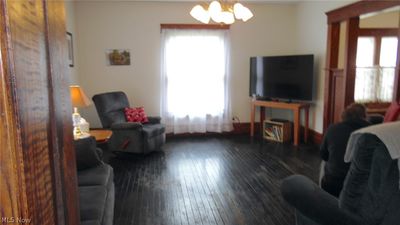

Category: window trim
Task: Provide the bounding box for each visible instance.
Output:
[355,31,398,105]
[358,28,397,66]
[160,24,230,30]
[358,28,398,37]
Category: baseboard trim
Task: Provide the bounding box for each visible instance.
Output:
[167,122,323,145]
[309,129,323,145]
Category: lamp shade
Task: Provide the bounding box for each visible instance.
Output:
[70,85,91,107]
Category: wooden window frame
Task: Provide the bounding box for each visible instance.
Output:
[356,29,398,107]
[160,24,230,30]
[358,28,398,66]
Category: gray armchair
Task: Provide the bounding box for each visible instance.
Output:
[92,91,165,154]
[281,133,400,225]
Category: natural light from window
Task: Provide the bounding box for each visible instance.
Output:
[356,37,374,67]
[165,34,226,117]
[160,28,232,134]
[354,36,398,103]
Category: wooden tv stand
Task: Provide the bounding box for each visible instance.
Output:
[250,99,310,146]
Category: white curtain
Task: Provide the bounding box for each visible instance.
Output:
[354,37,397,103]
[354,66,395,103]
[160,29,232,134]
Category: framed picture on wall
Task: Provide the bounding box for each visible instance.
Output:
[106,49,131,66]
[66,32,74,67]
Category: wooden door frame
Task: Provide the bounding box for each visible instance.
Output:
[0,0,80,224]
[323,0,400,132]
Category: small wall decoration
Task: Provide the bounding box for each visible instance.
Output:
[107,49,131,66]
[66,32,74,67]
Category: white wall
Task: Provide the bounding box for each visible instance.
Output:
[74,2,298,128]
[65,1,79,84]
[294,0,354,133]
[70,1,362,132]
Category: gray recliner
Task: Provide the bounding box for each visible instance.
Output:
[281,133,400,225]
[74,137,115,225]
[92,91,165,154]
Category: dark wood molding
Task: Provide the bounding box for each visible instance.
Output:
[358,28,398,36]
[0,0,29,220]
[44,1,80,224]
[326,0,400,24]
[326,23,341,69]
[1,1,79,224]
[365,102,391,108]
[167,123,323,145]
[323,1,400,134]
[343,17,359,107]
[310,129,323,145]
[325,68,345,72]
[374,37,382,65]
[323,23,340,131]
[160,24,230,30]
[393,28,400,101]
[166,122,261,138]
[366,102,391,115]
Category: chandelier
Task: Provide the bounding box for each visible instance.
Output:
[190,1,254,25]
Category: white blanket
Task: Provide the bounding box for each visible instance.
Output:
[344,121,400,188]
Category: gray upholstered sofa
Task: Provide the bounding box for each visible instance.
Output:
[74,137,115,225]
[281,133,400,225]
[92,91,165,154]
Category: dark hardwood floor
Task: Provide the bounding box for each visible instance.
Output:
[108,135,321,225]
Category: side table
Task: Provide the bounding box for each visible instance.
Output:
[89,129,112,144]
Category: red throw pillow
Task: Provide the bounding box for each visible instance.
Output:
[124,107,149,123]
[384,101,400,122]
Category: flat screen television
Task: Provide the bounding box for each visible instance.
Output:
[249,54,314,101]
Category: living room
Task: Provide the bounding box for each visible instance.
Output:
[1,0,400,225]
[66,1,337,134]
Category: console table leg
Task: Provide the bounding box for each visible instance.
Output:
[250,103,255,137]
[294,109,300,146]
[304,107,309,143]
[260,107,265,135]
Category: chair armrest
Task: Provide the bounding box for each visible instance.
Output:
[367,114,384,124]
[281,175,359,225]
[147,116,161,124]
[95,147,103,159]
[74,137,104,171]
[111,122,143,130]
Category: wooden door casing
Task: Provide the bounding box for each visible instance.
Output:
[323,0,400,132]
[332,70,345,123]
[0,1,80,225]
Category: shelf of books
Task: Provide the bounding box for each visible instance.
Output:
[263,120,292,143]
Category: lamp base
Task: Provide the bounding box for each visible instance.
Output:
[72,107,90,139]
[73,126,90,139]
[74,133,90,140]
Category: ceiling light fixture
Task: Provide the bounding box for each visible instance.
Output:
[190,1,253,25]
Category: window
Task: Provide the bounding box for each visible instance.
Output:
[354,36,398,103]
[160,28,232,134]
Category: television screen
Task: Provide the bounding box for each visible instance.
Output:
[249,54,314,101]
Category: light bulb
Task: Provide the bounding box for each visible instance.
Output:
[190,5,210,24]
[209,1,222,17]
[233,3,245,20]
[192,1,253,24]
[211,12,223,23]
[199,11,211,24]
[241,6,253,22]
[221,11,235,24]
